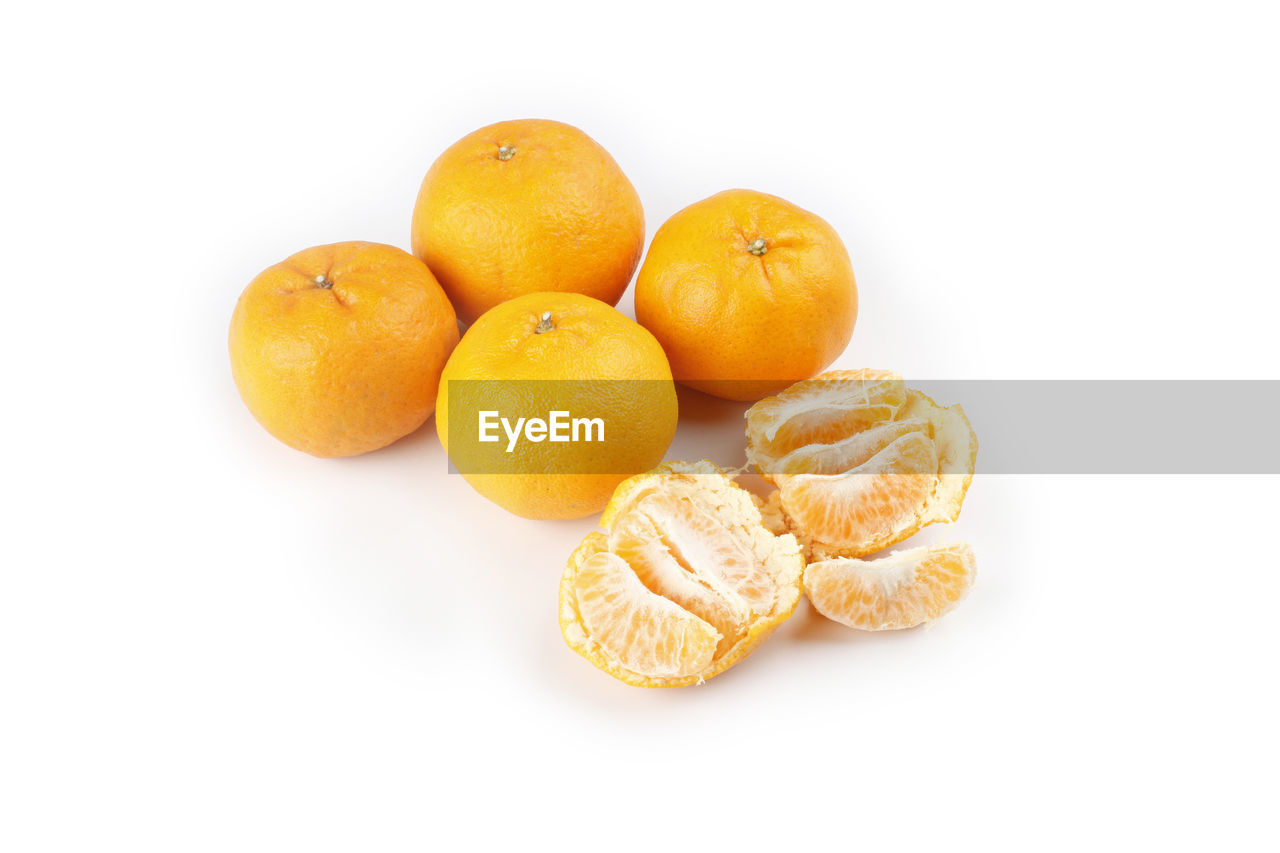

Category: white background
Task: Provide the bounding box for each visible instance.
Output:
[3,1,1278,849]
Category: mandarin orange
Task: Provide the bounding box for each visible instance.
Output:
[229,241,458,457]
[411,119,644,324]
[436,293,677,520]
[635,189,857,401]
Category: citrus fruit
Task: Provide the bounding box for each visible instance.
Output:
[746,370,977,559]
[804,542,976,630]
[634,189,857,401]
[436,292,677,520]
[229,241,459,457]
[559,462,804,687]
[411,119,644,324]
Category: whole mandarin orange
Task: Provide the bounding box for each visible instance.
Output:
[229,241,459,457]
[634,189,858,402]
[436,292,677,520]
[411,119,644,324]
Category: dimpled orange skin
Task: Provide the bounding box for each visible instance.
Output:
[229,242,459,458]
[411,119,645,324]
[436,292,677,520]
[634,189,858,402]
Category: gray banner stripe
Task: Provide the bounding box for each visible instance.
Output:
[443,380,1280,474]
[913,380,1280,474]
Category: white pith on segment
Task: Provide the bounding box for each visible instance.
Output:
[772,416,930,475]
[572,551,720,677]
[746,369,907,470]
[609,499,754,657]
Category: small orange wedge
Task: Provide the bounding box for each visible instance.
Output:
[559,461,804,687]
[805,542,977,630]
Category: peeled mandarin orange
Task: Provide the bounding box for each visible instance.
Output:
[436,292,677,520]
[805,542,976,630]
[228,241,459,457]
[634,189,857,401]
[559,461,805,687]
[746,370,977,559]
[411,119,644,324]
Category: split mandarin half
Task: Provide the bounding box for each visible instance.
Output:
[411,119,645,324]
[634,189,858,401]
[228,241,459,457]
[559,462,804,687]
[746,370,978,559]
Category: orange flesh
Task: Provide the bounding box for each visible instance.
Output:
[745,371,977,559]
[559,463,804,687]
[805,543,976,630]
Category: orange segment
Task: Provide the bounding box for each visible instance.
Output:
[746,370,906,472]
[569,547,720,678]
[746,371,978,559]
[771,417,931,476]
[776,433,940,557]
[559,462,804,687]
[618,492,780,610]
[608,504,752,658]
[804,542,977,631]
